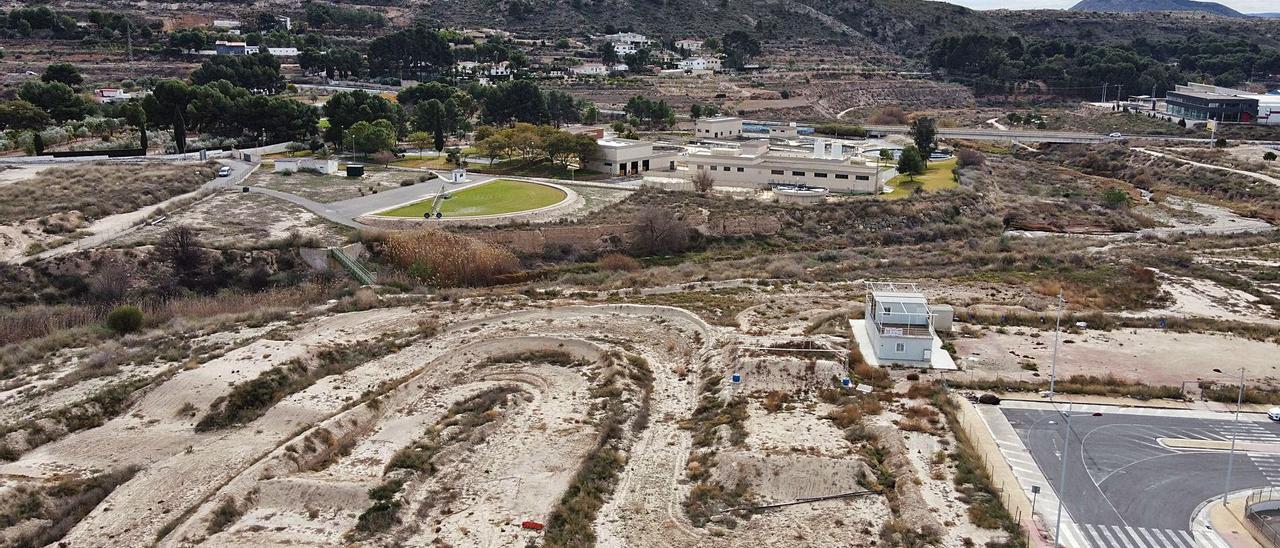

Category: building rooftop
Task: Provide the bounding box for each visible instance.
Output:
[597,138,650,148]
[1169,90,1257,101]
[700,116,740,123]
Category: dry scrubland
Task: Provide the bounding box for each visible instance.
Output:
[3,138,1280,546]
[0,161,218,260]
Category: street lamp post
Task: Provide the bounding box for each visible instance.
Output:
[1223,367,1247,507]
[1048,292,1065,397]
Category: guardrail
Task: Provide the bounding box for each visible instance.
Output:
[1245,487,1280,548]
[330,247,376,286]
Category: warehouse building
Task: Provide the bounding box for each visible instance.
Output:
[685,139,881,193]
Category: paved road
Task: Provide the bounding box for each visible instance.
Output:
[1002,404,1280,547]
[244,174,499,229]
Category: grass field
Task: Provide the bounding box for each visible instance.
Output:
[378,179,567,218]
[884,157,958,200]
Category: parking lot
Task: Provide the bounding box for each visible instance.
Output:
[983,401,1280,548]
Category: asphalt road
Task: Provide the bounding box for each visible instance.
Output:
[1004,407,1280,548]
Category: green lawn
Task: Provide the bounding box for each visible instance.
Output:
[378,179,567,218]
[884,157,958,200]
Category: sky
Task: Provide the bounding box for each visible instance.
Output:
[944,0,1276,13]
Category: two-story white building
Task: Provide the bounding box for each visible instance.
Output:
[604,32,654,49]
[675,38,703,52]
[851,283,955,369]
[677,57,721,71]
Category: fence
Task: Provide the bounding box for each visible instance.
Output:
[1246,487,1280,548]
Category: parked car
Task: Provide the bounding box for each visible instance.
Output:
[1268,406,1280,421]
[1108,132,1123,138]
[217,166,232,177]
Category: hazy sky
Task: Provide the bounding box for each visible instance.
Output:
[945,0,1276,12]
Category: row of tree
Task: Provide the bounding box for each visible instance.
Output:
[473,124,599,168]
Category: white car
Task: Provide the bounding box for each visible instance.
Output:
[1269,407,1280,421]
[217,166,232,177]
[1108,132,1123,138]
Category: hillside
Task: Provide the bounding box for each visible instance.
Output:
[416,0,1000,56]
[1069,0,1244,17]
[990,9,1280,50]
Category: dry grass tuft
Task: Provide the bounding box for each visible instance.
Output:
[380,229,521,287]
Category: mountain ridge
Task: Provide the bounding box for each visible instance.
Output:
[1069,0,1245,18]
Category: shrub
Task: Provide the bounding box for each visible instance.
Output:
[1265,151,1277,161]
[599,253,641,272]
[955,148,985,167]
[105,306,143,334]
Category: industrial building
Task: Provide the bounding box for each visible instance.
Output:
[694,116,743,139]
[588,138,677,177]
[685,139,881,193]
[1163,83,1280,125]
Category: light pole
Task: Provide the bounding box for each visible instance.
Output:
[1048,291,1066,397]
[1053,400,1074,548]
[1223,367,1247,507]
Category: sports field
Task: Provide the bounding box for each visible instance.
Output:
[377,179,566,218]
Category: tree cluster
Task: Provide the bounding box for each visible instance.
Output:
[474,123,599,168]
[304,2,386,28]
[190,53,286,93]
[624,96,675,129]
[366,25,453,80]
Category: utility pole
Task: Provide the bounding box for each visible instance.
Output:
[1048,291,1065,397]
[1101,82,1109,103]
[1117,85,1125,106]
[1053,400,1073,548]
[1223,367,1246,506]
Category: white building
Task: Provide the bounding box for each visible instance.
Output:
[614,42,639,56]
[675,39,703,52]
[590,138,677,177]
[266,47,299,57]
[677,57,720,71]
[572,63,608,76]
[694,116,743,139]
[92,88,136,104]
[274,158,338,175]
[604,32,653,48]
[610,63,630,73]
[685,138,881,193]
[855,282,955,368]
[212,19,241,29]
[487,61,512,77]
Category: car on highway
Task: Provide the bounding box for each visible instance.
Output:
[1269,406,1280,421]
[217,166,232,177]
[1108,132,1123,138]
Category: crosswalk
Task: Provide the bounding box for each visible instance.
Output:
[1080,524,1196,548]
[1250,453,1280,484]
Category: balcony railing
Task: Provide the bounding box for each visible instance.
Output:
[871,321,932,338]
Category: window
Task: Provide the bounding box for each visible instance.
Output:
[835,174,849,180]
[792,171,805,176]
[855,175,869,181]
[814,172,828,178]
[895,343,905,352]
[710,165,717,171]
[736,167,744,172]
[883,306,891,314]
[771,169,784,175]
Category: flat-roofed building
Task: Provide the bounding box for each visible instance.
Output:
[1165,90,1258,123]
[862,282,938,366]
[686,138,880,193]
[694,116,742,139]
[590,138,677,177]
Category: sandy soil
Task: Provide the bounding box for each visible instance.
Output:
[952,326,1280,386]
